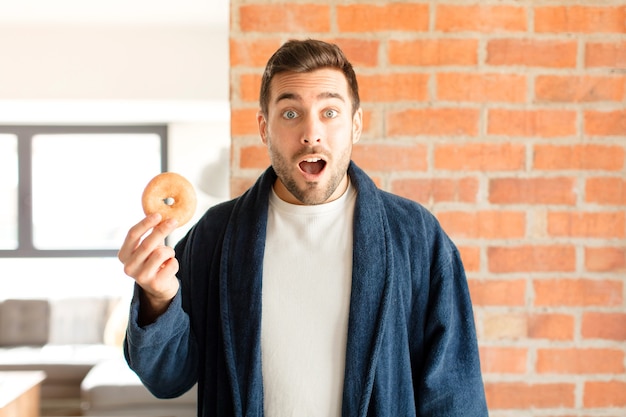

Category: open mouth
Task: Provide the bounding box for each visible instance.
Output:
[299,157,327,176]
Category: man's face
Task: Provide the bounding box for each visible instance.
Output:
[257,68,363,205]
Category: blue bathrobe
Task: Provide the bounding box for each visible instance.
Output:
[124,162,489,416]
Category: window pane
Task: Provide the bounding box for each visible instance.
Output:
[0,135,18,249]
[32,133,162,249]
[0,257,134,299]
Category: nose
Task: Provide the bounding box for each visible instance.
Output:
[301,114,322,145]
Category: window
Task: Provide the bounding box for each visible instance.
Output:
[0,125,167,258]
[0,134,18,250]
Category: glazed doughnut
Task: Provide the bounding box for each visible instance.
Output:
[141,172,197,226]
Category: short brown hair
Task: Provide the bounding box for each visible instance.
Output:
[259,39,360,117]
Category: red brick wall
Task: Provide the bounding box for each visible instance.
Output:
[229,2,626,414]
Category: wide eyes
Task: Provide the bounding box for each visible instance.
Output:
[282,110,298,120]
[324,109,338,118]
[281,109,339,120]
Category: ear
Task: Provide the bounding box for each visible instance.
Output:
[352,107,363,144]
[257,111,268,145]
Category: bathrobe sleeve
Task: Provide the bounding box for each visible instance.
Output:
[414,228,488,416]
[123,283,199,399]
[123,193,239,404]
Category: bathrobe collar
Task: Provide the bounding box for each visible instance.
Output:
[219,162,392,417]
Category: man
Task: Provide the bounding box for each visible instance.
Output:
[119,39,489,416]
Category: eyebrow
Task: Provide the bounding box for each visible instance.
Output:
[275,91,346,104]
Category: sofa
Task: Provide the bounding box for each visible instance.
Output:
[0,297,124,414]
[81,357,197,417]
[0,296,197,416]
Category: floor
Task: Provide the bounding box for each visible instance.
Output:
[42,398,82,416]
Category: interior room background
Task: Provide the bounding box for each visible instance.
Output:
[0,0,230,299]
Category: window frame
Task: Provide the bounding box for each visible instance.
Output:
[0,125,168,258]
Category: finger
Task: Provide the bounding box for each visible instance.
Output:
[144,245,178,279]
[137,257,181,318]
[118,214,162,263]
[154,257,180,286]
[135,247,180,299]
[123,242,175,284]
[126,219,177,267]
[137,218,179,254]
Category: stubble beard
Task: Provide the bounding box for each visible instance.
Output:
[267,136,353,205]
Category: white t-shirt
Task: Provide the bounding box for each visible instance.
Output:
[261,181,356,417]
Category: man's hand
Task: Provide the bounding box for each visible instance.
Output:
[118,213,180,324]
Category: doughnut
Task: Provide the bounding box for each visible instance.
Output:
[141,172,197,226]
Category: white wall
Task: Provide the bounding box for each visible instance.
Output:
[0,25,227,101]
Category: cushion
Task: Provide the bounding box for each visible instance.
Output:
[103,297,130,348]
[0,299,50,346]
[48,298,116,344]
[81,358,198,408]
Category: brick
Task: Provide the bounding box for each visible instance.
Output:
[487,39,577,68]
[239,73,262,103]
[436,5,526,33]
[352,144,427,172]
[535,6,626,34]
[534,278,624,307]
[458,246,480,272]
[483,312,527,340]
[585,110,626,136]
[535,75,626,102]
[535,144,625,171]
[387,108,479,136]
[358,73,429,102]
[582,312,626,340]
[231,108,260,136]
[479,346,527,374]
[337,3,429,32]
[484,382,575,409]
[437,72,526,103]
[548,211,626,238]
[391,177,479,204]
[468,278,526,306]
[488,109,576,138]
[584,380,626,407]
[230,38,282,67]
[585,247,626,272]
[489,177,576,205]
[536,348,625,374]
[528,313,575,340]
[230,177,257,198]
[438,211,526,239]
[360,110,376,138]
[488,245,576,273]
[389,39,479,66]
[239,145,269,170]
[334,38,379,67]
[239,4,330,33]
[434,143,525,171]
[368,175,383,188]
[586,42,626,68]
[586,177,626,205]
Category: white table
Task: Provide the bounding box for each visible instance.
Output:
[0,371,46,417]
